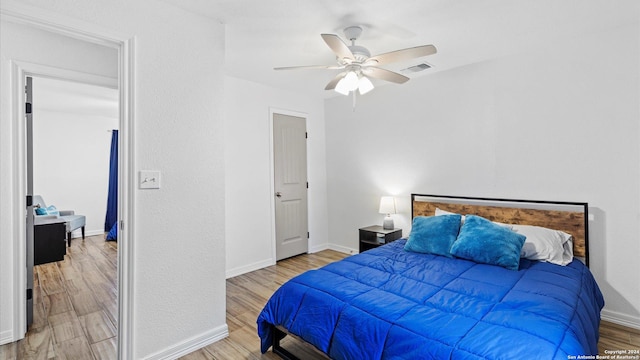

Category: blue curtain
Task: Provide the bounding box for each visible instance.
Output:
[105,130,118,232]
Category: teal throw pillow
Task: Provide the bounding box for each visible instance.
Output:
[35,207,47,215]
[404,215,462,258]
[450,215,526,271]
[45,205,59,216]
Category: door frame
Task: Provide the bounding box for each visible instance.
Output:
[268,107,309,263]
[2,6,136,358]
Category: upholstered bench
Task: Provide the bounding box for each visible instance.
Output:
[33,195,86,246]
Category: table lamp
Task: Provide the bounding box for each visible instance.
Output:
[379,196,396,230]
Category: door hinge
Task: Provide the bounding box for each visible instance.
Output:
[26,288,33,300]
[305,132,308,139]
[120,220,124,231]
[307,232,309,239]
[26,102,32,114]
[306,182,309,189]
[26,195,32,207]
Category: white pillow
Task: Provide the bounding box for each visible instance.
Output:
[435,208,512,229]
[435,208,465,223]
[511,224,573,266]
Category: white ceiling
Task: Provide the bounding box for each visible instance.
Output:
[162,0,638,98]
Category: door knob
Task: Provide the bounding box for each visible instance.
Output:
[275,192,282,198]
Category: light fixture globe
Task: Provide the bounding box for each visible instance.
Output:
[335,70,360,95]
[343,71,359,91]
[334,82,350,95]
[358,76,374,95]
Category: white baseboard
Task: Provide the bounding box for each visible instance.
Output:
[84,229,104,237]
[142,324,228,360]
[226,258,274,279]
[69,228,104,238]
[601,309,640,330]
[309,242,357,255]
[0,329,15,346]
[308,242,329,253]
[226,243,357,279]
[327,243,358,255]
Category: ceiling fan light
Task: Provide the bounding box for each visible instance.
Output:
[358,76,374,95]
[334,77,350,95]
[343,71,359,91]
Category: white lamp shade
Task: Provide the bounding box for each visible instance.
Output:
[335,71,359,95]
[343,71,359,91]
[379,196,396,215]
[334,79,350,95]
[358,76,374,95]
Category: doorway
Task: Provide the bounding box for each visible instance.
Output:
[3,15,135,359]
[27,75,119,350]
[272,112,309,261]
[31,76,119,240]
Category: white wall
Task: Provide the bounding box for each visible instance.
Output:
[325,21,640,329]
[1,1,227,358]
[33,78,119,238]
[224,75,328,277]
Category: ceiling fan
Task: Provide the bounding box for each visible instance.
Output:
[274,26,437,96]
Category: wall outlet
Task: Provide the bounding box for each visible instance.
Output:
[139,170,161,189]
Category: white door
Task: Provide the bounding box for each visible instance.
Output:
[273,113,308,260]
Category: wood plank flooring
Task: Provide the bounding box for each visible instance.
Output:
[0,234,117,360]
[2,238,638,359]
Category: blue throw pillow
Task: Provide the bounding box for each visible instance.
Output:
[35,207,47,215]
[404,215,462,257]
[450,215,526,270]
[45,205,59,216]
[106,222,118,241]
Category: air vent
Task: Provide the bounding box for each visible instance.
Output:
[401,63,432,73]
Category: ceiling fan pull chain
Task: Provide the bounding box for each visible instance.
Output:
[352,91,357,112]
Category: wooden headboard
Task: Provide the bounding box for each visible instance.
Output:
[411,194,590,266]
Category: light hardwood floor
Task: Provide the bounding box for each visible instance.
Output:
[0,234,118,360]
[1,238,638,359]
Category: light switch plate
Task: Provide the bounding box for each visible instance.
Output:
[139,170,161,189]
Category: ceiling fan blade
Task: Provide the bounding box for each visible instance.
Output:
[366,45,437,66]
[321,34,354,62]
[274,65,344,71]
[325,72,347,90]
[364,67,410,84]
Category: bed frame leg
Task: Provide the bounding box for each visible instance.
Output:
[272,326,300,360]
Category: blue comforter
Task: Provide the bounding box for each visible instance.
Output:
[257,240,604,359]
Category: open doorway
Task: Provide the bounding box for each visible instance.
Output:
[28,76,120,355]
[32,77,119,241]
[0,13,134,359]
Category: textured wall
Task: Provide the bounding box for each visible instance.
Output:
[0,0,227,357]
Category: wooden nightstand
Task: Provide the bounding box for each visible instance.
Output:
[359,225,402,253]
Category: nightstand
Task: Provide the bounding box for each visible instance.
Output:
[34,221,67,265]
[359,225,402,253]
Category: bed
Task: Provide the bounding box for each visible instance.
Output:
[257,194,605,359]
